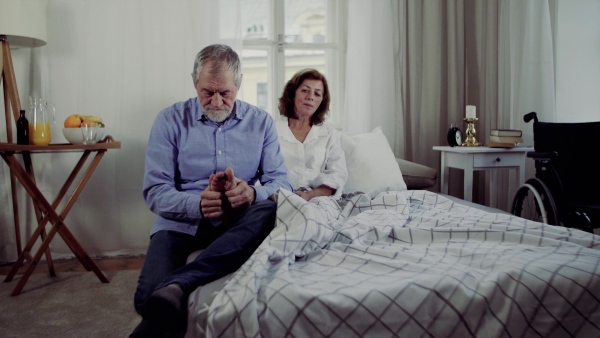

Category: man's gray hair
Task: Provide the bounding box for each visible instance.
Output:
[192,44,242,87]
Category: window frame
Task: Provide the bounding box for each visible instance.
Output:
[240,0,346,128]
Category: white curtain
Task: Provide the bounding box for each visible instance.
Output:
[498,0,556,130]
[346,0,555,210]
[0,0,242,263]
[345,0,469,172]
[494,0,556,209]
[343,0,397,143]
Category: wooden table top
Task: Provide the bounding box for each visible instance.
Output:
[0,136,121,152]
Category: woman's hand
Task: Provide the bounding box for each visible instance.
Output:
[295,190,314,201]
[295,185,335,201]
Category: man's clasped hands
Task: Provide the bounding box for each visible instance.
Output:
[200,167,256,219]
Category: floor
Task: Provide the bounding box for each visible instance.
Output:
[0,255,145,275]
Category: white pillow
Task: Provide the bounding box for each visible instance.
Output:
[340,127,407,198]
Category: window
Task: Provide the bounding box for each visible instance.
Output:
[256,82,268,110]
[238,0,345,127]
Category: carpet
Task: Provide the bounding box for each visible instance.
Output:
[0,270,142,337]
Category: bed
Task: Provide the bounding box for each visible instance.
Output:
[184,128,600,337]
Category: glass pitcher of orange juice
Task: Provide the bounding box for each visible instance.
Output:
[28,96,55,146]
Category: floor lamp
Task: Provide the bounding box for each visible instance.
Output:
[0,0,47,258]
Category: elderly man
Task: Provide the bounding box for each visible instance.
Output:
[131,44,291,337]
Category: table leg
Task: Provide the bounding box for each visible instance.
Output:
[508,167,521,209]
[1,151,109,296]
[3,150,91,279]
[9,220,62,296]
[55,223,109,282]
[55,151,106,272]
[463,154,474,202]
[23,152,55,276]
[440,152,449,194]
[490,170,498,209]
[518,160,525,186]
[9,172,22,256]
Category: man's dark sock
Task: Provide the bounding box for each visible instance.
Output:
[140,283,187,333]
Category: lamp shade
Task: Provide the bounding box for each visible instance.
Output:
[0,0,47,48]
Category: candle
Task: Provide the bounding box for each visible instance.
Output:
[466,105,476,119]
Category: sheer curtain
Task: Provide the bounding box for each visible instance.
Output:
[0,0,242,263]
[346,0,555,210]
[343,0,397,142]
[495,0,556,209]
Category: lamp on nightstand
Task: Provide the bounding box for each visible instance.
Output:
[0,0,47,257]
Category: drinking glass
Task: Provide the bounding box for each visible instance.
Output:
[81,123,99,145]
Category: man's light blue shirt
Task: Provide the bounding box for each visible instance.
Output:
[143,97,292,236]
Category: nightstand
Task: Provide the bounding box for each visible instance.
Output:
[432,146,533,209]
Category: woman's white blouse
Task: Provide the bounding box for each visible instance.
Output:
[276,115,348,198]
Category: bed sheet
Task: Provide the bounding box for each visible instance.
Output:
[186,189,600,337]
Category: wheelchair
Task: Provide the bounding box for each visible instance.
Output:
[511,112,600,233]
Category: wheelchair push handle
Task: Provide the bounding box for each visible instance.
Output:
[524,112,538,124]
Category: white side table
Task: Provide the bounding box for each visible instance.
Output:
[432,146,533,209]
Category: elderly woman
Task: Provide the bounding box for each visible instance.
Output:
[276,68,347,201]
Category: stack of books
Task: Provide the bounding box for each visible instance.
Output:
[488,129,523,148]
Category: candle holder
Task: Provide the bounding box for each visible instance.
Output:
[462,118,482,147]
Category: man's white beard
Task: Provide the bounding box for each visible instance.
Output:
[203,105,232,123]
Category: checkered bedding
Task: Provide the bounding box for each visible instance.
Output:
[186,189,600,337]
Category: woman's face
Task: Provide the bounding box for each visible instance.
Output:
[293,79,324,118]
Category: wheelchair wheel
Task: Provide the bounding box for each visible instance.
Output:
[511,178,558,225]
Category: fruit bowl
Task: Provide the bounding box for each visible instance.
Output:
[62,127,106,144]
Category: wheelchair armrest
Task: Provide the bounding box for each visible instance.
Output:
[527,151,558,161]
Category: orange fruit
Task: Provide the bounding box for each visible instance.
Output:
[64,115,82,128]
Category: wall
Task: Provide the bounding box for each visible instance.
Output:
[555,0,600,122]
[1,0,227,262]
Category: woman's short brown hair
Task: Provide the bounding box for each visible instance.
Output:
[278,68,330,126]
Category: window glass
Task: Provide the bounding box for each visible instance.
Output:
[257,83,268,110]
[284,0,328,43]
[241,0,270,40]
[240,49,270,112]
[284,50,326,80]
[240,0,342,126]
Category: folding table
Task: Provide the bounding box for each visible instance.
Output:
[0,136,121,296]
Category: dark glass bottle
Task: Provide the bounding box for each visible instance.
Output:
[17,109,29,145]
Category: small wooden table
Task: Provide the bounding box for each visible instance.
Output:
[432,146,533,209]
[0,137,121,296]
